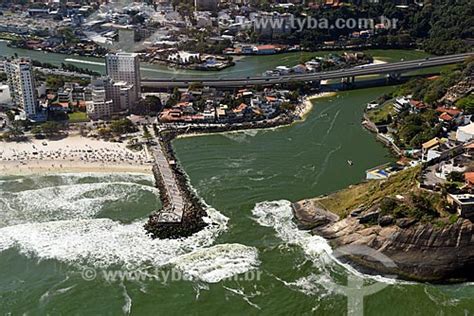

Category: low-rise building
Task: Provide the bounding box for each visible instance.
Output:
[216,104,228,121]
[203,108,216,121]
[366,163,403,180]
[394,96,410,113]
[409,100,427,113]
[447,194,474,219]
[57,88,72,105]
[422,138,464,162]
[456,122,474,142]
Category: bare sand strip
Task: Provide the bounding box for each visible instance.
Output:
[0,160,152,176]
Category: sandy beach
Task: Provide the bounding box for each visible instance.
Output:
[297,91,338,121]
[0,135,153,175]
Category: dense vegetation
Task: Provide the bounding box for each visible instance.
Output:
[317,166,421,217]
[392,109,441,148]
[316,166,450,224]
[250,1,473,55]
[381,57,474,149]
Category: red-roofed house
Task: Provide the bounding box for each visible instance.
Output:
[265,96,277,103]
[159,108,183,122]
[436,107,462,117]
[465,172,474,187]
[176,102,195,114]
[233,103,248,119]
[409,100,427,113]
[439,112,454,122]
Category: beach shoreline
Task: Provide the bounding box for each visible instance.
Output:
[0,160,152,176]
[0,91,340,174]
[298,91,338,120]
[0,135,153,176]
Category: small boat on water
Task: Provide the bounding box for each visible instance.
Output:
[347,160,354,166]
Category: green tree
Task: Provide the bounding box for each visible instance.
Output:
[109,119,137,135]
[40,121,62,137]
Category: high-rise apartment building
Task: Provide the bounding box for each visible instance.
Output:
[105,52,141,109]
[4,58,38,119]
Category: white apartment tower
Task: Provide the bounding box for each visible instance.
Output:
[5,58,38,118]
[105,52,141,110]
[106,81,135,113]
[86,86,114,121]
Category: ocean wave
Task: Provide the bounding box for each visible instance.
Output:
[170,243,259,283]
[0,201,228,270]
[0,182,160,227]
[0,174,260,284]
[221,129,260,143]
[0,173,154,193]
[251,200,401,294]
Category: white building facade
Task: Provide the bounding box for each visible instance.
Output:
[456,123,474,143]
[4,58,38,118]
[106,80,134,113]
[105,53,141,111]
[86,87,113,121]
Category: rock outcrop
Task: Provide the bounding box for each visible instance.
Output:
[292,201,474,283]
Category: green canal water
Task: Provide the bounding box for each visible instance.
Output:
[0,41,431,79]
[1,87,473,315]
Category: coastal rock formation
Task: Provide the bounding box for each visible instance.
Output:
[292,200,474,283]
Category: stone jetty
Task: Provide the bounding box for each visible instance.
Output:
[145,113,296,239]
[144,133,208,239]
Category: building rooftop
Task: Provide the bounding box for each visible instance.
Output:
[464,172,474,186]
[422,137,441,150]
[436,106,462,116]
[450,194,474,205]
[439,112,453,121]
[459,123,474,135]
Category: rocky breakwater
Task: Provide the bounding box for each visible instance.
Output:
[292,199,474,283]
[144,132,208,239]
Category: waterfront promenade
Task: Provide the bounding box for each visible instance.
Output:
[149,144,184,223]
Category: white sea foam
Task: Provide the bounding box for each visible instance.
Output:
[223,285,262,310]
[252,200,333,262]
[221,129,260,143]
[0,208,260,283]
[0,201,227,268]
[275,273,336,298]
[251,200,400,295]
[30,172,154,188]
[170,243,259,283]
[0,182,159,227]
[0,174,261,284]
[120,283,132,315]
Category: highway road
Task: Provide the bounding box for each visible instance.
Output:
[141,53,474,89]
